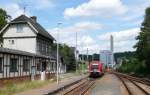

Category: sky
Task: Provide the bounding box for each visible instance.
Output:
[0,0,150,54]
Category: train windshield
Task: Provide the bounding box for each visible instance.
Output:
[91,64,99,69]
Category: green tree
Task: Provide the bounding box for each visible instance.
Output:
[0,8,8,30]
[59,44,76,71]
[0,8,10,44]
[134,7,150,66]
[51,43,76,71]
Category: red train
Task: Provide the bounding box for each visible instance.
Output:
[89,61,103,77]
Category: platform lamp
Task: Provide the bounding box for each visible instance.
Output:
[75,30,78,73]
[57,22,62,84]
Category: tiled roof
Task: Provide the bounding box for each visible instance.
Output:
[0,47,56,59]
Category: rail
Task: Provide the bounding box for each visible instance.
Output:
[112,71,150,95]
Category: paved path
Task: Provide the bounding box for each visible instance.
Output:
[91,73,125,95]
[14,73,87,95]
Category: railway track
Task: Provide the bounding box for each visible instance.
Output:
[58,78,95,95]
[113,72,150,95]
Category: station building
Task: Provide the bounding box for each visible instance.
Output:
[0,15,65,85]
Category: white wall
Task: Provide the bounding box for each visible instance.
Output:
[3,38,36,53]
[2,23,37,53]
[3,24,36,38]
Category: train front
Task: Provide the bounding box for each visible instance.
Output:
[89,61,103,77]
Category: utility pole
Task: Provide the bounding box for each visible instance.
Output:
[82,53,84,75]
[86,48,88,62]
[57,22,62,84]
[86,48,88,73]
[75,31,78,73]
[110,35,114,68]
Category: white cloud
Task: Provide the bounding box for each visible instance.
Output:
[98,28,140,52]
[98,28,140,42]
[0,3,25,19]
[48,22,102,53]
[0,0,54,18]
[79,35,95,46]
[49,26,140,53]
[49,22,102,38]
[58,22,102,33]
[37,0,53,9]
[23,0,53,10]
[64,0,127,18]
[121,1,150,22]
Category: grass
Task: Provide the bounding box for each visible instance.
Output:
[0,80,51,95]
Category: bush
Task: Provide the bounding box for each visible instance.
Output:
[117,58,150,75]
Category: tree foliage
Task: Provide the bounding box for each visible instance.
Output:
[59,44,76,71]
[51,43,76,71]
[0,8,10,44]
[114,51,135,64]
[118,7,150,75]
[134,7,150,66]
[0,8,8,30]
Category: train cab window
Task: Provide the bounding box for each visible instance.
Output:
[91,64,99,69]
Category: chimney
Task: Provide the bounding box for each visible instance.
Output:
[30,16,37,22]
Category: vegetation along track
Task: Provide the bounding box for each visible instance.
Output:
[112,72,150,95]
[59,78,95,95]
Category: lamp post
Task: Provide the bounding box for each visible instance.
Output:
[57,22,62,84]
[75,31,78,73]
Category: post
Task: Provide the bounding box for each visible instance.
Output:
[56,28,59,84]
[57,22,62,84]
[75,31,78,73]
[110,35,114,68]
[86,48,88,73]
[82,53,84,74]
[86,48,88,62]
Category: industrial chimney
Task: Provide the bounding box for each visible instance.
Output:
[110,35,114,52]
[110,35,114,68]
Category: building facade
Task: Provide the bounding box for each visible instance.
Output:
[1,15,54,56]
[0,15,65,85]
[100,50,114,68]
[0,48,56,86]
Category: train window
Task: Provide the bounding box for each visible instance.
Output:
[91,64,98,69]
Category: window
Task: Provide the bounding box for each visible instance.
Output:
[23,59,30,71]
[10,58,18,72]
[91,64,99,70]
[16,24,23,32]
[46,45,48,54]
[37,42,40,53]
[42,43,44,52]
[0,58,2,72]
[9,40,14,45]
[36,62,41,71]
